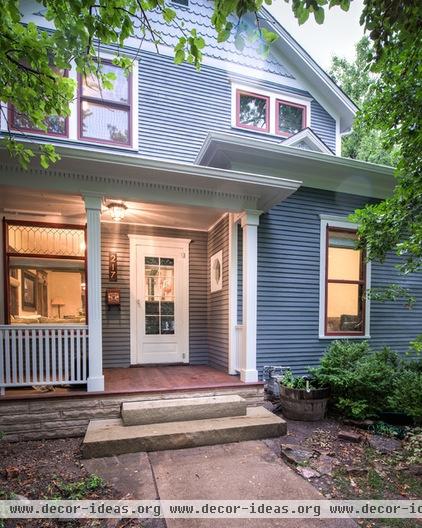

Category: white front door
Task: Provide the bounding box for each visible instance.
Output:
[130,236,190,365]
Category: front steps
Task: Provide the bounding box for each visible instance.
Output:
[82,395,286,458]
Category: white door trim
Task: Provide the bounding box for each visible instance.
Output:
[129,234,191,365]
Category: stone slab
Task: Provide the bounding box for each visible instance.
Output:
[83,452,165,528]
[82,407,286,458]
[149,440,357,528]
[121,395,248,426]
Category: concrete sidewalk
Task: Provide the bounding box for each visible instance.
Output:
[84,439,357,528]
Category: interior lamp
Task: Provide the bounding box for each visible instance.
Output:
[107,201,127,222]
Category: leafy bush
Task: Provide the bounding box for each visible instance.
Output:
[279,368,318,390]
[402,429,422,464]
[311,341,400,420]
[388,365,422,423]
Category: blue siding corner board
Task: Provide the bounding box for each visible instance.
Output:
[257,187,422,376]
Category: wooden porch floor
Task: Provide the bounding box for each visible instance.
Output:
[2,365,262,400]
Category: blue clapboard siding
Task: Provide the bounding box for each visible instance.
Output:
[256,187,422,376]
[138,51,337,162]
[101,223,208,368]
[207,215,229,371]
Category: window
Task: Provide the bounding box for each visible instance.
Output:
[276,99,306,137]
[4,220,87,325]
[320,221,369,337]
[9,110,68,137]
[232,84,310,136]
[171,0,189,5]
[79,61,132,145]
[9,70,68,137]
[236,90,270,132]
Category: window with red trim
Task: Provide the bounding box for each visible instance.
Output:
[276,99,306,137]
[325,227,366,336]
[9,70,68,137]
[236,90,269,132]
[79,61,132,146]
[3,220,87,325]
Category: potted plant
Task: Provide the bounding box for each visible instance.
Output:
[279,369,330,421]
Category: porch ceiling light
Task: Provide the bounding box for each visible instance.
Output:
[107,201,127,222]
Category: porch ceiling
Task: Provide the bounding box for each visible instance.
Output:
[0,143,301,212]
[0,186,225,230]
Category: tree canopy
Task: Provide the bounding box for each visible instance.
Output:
[330,36,395,166]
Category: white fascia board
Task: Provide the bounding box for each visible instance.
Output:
[195,131,395,199]
[197,131,393,175]
[0,141,302,212]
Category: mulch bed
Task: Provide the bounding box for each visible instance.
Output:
[0,438,140,528]
[280,416,422,528]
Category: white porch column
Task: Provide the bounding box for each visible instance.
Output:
[240,210,261,383]
[84,195,104,392]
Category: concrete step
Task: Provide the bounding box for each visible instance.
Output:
[121,395,248,426]
[82,406,286,458]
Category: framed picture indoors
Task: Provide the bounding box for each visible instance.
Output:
[22,270,37,311]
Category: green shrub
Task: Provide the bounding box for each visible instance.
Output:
[280,369,315,390]
[388,365,422,423]
[311,341,400,420]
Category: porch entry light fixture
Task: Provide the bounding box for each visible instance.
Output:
[107,201,127,222]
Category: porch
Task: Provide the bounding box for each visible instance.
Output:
[0,144,300,398]
[2,364,262,400]
[0,364,265,442]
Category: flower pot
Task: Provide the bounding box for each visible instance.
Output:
[280,386,330,421]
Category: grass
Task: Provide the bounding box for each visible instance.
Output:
[49,474,105,500]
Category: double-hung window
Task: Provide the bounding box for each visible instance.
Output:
[78,61,132,146]
[320,219,370,338]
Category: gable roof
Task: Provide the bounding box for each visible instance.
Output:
[282,128,335,155]
[259,8,357,134]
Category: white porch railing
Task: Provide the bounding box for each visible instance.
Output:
[234,324,244,373]
[0,325,88,394]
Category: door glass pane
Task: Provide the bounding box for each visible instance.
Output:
[326,283,364,333]
[144,255,175,335]
[145,316,159,335]
[145,301,159,315]
[161,301,174,315]
[161,317,175,335]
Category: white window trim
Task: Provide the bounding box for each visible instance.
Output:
[231,81,311,136]
[319,216,371,340]
[1,54,138,151]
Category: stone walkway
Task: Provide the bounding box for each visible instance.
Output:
[83,439,357,528]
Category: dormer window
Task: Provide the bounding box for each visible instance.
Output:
[276,99,306,137]
[236,90,269,133]
[232,83,310,137]
[78,61,132,146]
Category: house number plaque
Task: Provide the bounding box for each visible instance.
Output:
[109,252,118,281]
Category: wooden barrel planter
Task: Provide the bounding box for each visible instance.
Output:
[280,386,330,421]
